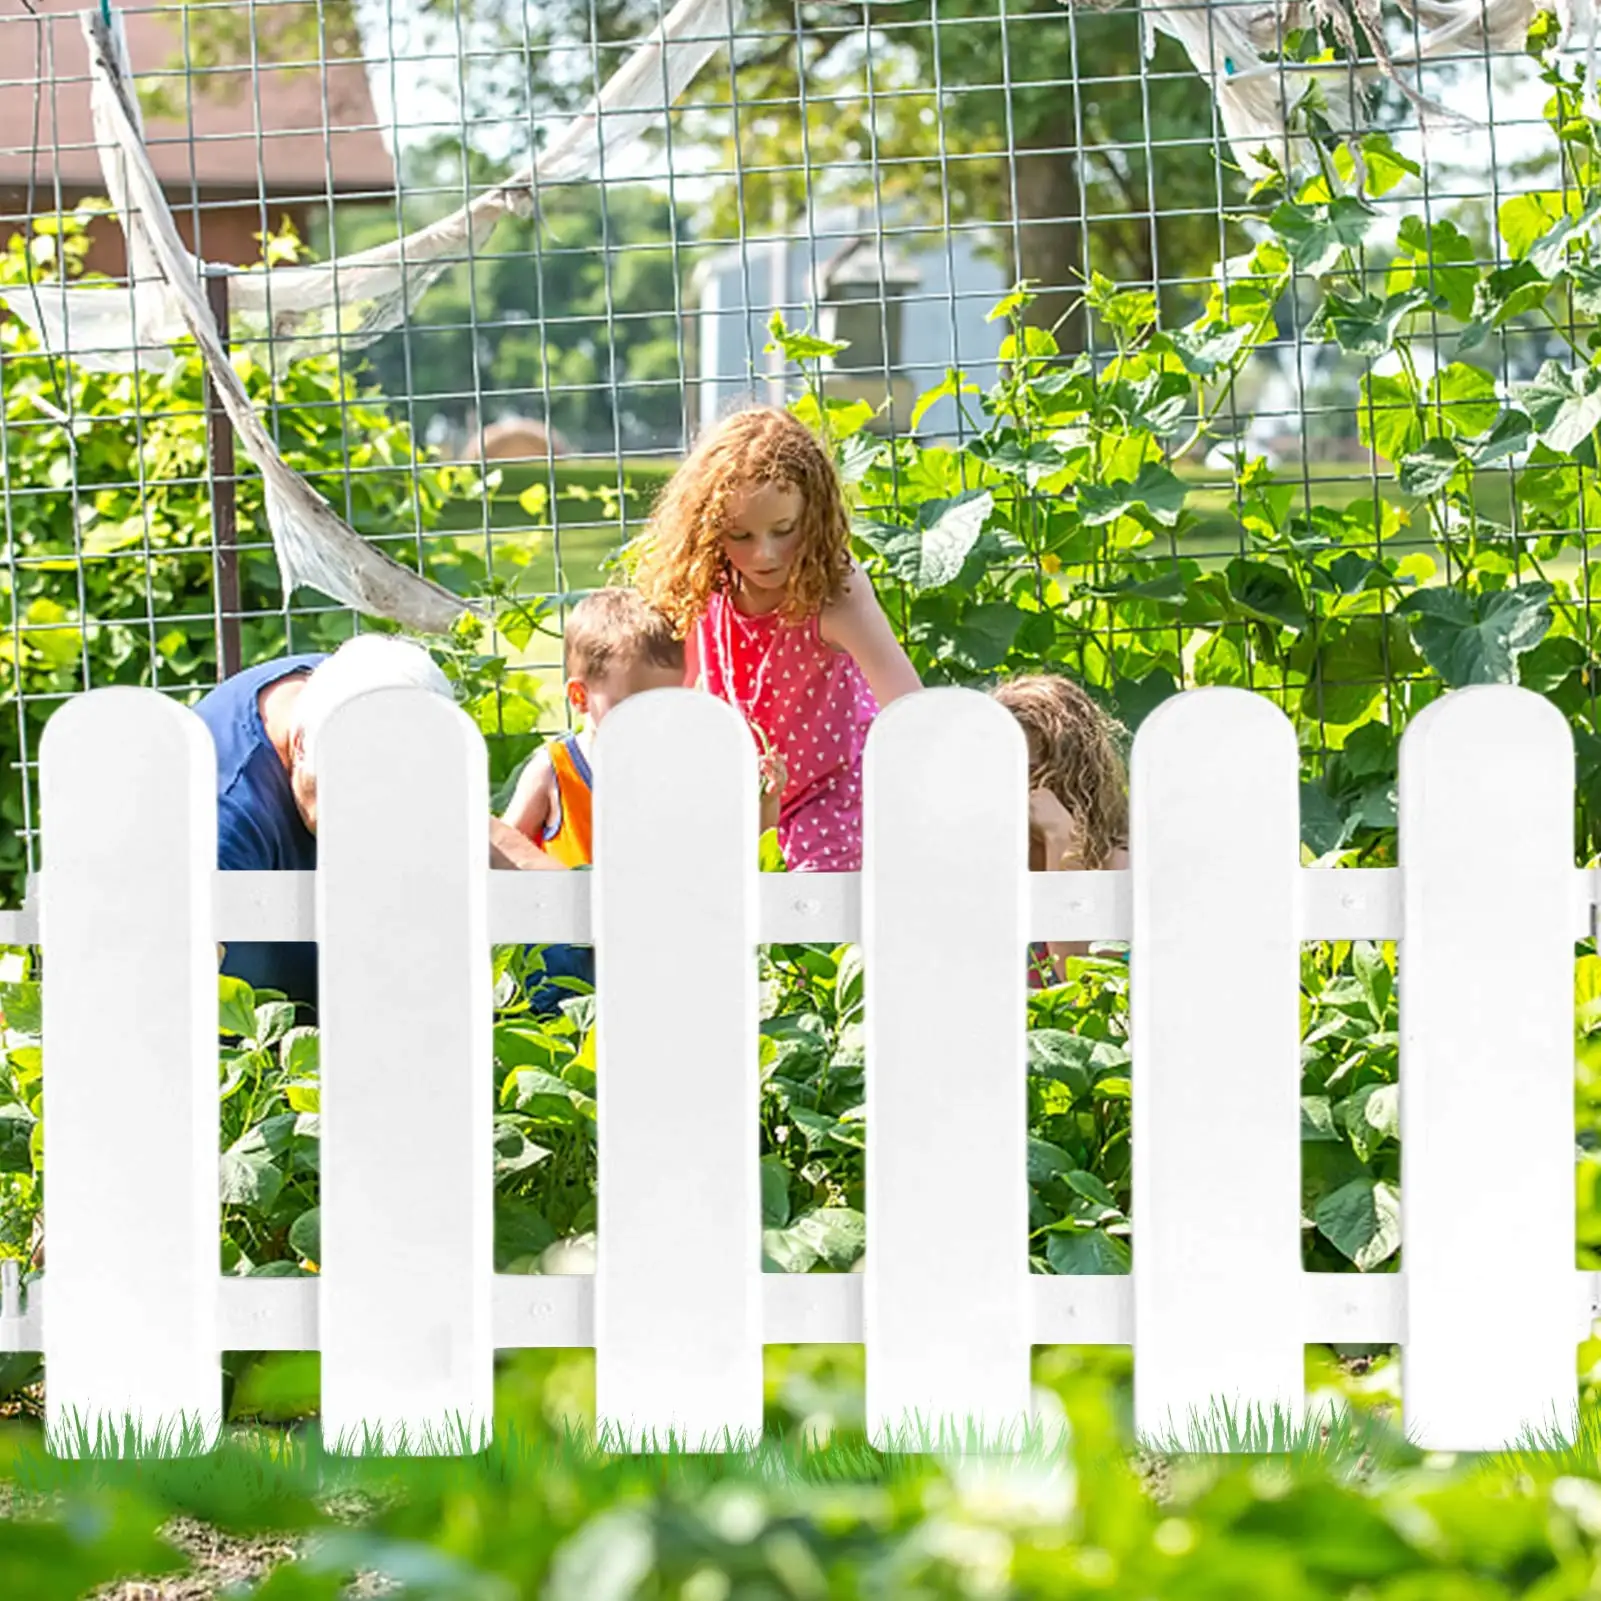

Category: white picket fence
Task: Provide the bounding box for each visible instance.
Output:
[0,681,1593,1457]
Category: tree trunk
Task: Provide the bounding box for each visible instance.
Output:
[1011,104,1086,353]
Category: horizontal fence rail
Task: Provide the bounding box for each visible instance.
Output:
[9,1258,1601,1355]
[3,865,1599,949]
[0,682,1594,1455]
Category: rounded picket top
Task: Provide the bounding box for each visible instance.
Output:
[864,685,1028,794]
[40,684,215,813]
[1398,683,1573,813]
[593,683,754,775]
[313,682,487,799]
[1129,685,1298,796]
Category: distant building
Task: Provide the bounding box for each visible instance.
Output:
[0,1,394,274]
[688,208,1009,443]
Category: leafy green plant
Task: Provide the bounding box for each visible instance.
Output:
[1299,942,1401,1274]
[0,206,550,905]
[742,11,1601,1294]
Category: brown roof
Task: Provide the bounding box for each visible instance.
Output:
[0,1,395,199]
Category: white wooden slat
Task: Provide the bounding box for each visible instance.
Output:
[1290,868,1587,944]
[1031,1275,1136,1346]
[172,862,1601,948]
[0,1303,38,1355]
[488,867,592,945]
[864,688,1031,1448]
[759,871,858,945]
[1131,688,1303,1448]
[1400,687,1577,1450]
[39,688,219,1453]
[220,1277,319,1351]
[1302,1272,1405,1345]
[1029,868,1131,946]
[316,688,494,1455]
[593,690,761,1449]
[214,870,314,942]
[493,1276,594,1348]
[1300,867,1401,942]
[12,1266,1599,1367]
[0,873,40,944]
[764,1271,864,1345]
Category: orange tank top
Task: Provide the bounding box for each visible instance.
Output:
[541,735,593,867]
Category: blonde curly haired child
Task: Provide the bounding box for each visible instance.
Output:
[630,404,920,871]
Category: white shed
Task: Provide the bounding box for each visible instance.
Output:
[688,206,1009,443]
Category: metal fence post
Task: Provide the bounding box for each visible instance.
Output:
[204,266,241,681]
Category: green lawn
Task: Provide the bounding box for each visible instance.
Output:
[431,458,676,598]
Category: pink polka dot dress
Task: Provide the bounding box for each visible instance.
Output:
[696,588,879,871]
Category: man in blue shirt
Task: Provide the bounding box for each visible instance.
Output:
[193,636,561,1016]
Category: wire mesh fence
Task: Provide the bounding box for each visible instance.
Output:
[0,0,1596,898]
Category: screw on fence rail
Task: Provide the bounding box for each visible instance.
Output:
[204,266,242,682]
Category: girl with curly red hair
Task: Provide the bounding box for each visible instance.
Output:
[629,404,920,870]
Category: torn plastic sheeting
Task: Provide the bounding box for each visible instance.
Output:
[1069,0,1567,173]
[81,9,471,636]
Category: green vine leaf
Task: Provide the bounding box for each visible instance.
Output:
[1357,371,1423,463]
[1429,362,1500,438]
[1463,408,1533,467]
[1517,360,1601,453]
[1387,216,1476,321]
[1525,191,1601,275]
[1397,439,1461,497]
[1321,287,1429,357]
[1271,195,1376,276]
[1397,584,1554,685]
[1460,260,1551,353]
[1078,462,1187,527]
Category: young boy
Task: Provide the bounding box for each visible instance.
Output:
[502,588,785,1011]
[501,587,787,862]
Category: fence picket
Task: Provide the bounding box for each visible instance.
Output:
[316,687,493,1453]
[1399,687,1577,1449]
[39,688,219,1453]
[20,680,1600,1458]
[1131,688,1302,1448]
[863,689,1030,1448]
[593,690,761,1448]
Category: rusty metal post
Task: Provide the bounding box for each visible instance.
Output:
[204,267,242,681]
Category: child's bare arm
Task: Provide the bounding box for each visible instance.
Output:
[500,750,556,843]
[819,559,921,706]
[683,626,701,689]
[489,818,568,871]
[758,749,788,835]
